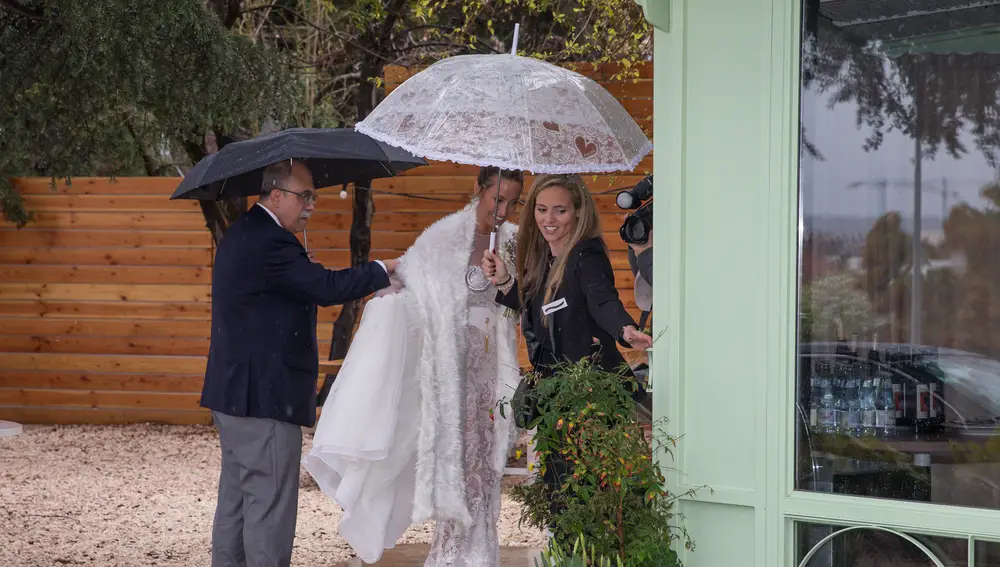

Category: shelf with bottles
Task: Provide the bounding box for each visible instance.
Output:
[806,453,932,501]
[799,336,948,442]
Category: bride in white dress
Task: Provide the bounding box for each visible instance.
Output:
[302,167,525,566]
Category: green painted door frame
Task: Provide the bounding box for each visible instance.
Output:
[638,1,1000,565]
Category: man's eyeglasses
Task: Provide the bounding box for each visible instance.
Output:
[275,187,318,205]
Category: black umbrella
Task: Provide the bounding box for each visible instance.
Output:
[170,128,427,200]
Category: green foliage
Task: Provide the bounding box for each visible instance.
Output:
[406,0,651,77]
[534,534,624,567]
[0,0,299,225]
[240,0,652,127]
[505,359,697,567]
[0,178,31,228]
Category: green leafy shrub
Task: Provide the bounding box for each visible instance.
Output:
[504,359,702,566]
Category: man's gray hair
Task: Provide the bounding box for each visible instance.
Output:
[260,159,294,199]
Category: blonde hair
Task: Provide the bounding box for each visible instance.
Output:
[516,174,602,307]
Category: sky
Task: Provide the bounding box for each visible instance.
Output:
[800,84,998,229]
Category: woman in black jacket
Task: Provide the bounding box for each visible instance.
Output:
[484,172,651,376]
[482,173,651,539]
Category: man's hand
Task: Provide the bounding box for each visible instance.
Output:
[622,325,653,350]
[628,229,653,255]
[381,258,400,275]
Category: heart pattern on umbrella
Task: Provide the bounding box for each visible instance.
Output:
[399,114,416,132]
[542,121,560,132]
[575,136,598,158]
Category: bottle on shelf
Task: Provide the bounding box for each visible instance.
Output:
[860,376,877,437]
[834,362,849,433]
[870,339,896,437]
[886,346,913,431]
[861,334,881,437]
[916,380,930,422]
[818,369,839,434]
[835,320,851,357]
[845,364,863,437]
[929,379,945,427]
[892,376,904,426]
[808,363,822,429]
[866,333,880,370]
[875,376,895,436]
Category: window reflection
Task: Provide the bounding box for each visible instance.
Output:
[796,1,1000,509]
[796,523,966,567]
[976,540,1000,567]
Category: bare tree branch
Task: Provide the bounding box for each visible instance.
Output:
[240,1,277,14]
[0,0,43,20]
[206,0,242,29]
[124,118,159,176]
[393,40,471,55]
[313,71,360,106]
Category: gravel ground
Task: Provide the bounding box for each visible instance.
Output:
[0,424,544,567]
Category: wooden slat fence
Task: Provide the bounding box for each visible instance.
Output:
[0,63,652,425]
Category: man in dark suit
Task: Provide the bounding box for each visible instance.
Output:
[200,158,396,567]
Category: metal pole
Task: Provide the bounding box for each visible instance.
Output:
[489,23,520,253]
[911,117,923,347]
[941,177,948,221]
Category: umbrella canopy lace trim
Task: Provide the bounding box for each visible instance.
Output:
[356,120,652,175]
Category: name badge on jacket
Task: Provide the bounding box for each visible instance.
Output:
[541,298,568,316]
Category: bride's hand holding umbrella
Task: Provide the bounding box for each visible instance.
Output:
[481,250,509,285]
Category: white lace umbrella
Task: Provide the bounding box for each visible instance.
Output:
[355,28,651,175]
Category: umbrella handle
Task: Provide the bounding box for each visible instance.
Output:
[489,231,497,253]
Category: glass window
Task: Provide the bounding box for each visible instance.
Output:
[796,1,1000,510]
[796,522,966,567]
[976,540,1000,566]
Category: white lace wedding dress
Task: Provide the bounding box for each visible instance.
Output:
[302,232,505,566]
[423,232,502,567]
[302,288,422,563]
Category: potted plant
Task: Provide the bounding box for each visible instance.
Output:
[534,534,623,567]
[502,359,701,566]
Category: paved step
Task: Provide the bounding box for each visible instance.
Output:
[332,544,544,566]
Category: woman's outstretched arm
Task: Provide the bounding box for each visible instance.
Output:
[494,279,519,310]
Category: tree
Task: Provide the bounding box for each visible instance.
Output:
[802,273,874,343]
[803,15,1000,166]
[861,212,912,317]
[240,1,651,126]
[239,0,653,362]
[932,186,1000,359]
[0,0,299,230]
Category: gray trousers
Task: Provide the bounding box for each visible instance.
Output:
[211,411,302,567]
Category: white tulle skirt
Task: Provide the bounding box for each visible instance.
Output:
[302,291,422,564]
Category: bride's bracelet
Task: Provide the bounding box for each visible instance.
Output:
[497,274,515,295]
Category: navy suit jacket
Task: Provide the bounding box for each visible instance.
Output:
[199,204,390,427]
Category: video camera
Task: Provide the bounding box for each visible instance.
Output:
[616,175,653,245]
